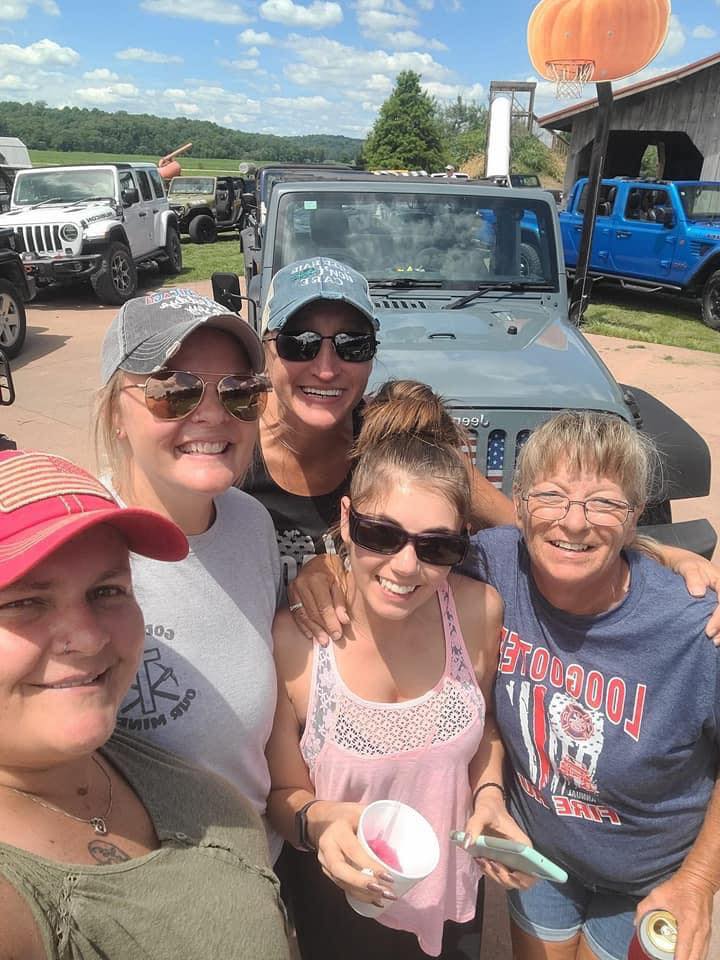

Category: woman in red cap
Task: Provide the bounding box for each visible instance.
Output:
[0,450,289,959]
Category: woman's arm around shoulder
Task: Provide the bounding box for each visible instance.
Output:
[0,877,45,960]
[448,571,504,703]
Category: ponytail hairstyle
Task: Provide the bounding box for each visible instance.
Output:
[349,380,473,526]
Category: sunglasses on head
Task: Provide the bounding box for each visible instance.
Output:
[125,369,271,422]
[269,331,378,363]
[349,506,469,566]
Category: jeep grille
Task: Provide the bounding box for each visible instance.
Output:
[451,409,557,494]
[14,224,64,256]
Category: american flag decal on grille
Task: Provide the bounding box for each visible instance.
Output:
[485,430,506,490]
[0,454,114,513]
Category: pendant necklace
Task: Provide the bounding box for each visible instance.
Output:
[0,754,113,835]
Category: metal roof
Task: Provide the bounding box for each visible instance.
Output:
[538,51,720,131]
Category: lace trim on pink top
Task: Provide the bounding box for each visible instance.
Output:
[301,584,485,768]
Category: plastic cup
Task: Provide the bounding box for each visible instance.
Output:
[346,799,440,919]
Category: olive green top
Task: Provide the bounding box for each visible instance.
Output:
[0,731,289,960]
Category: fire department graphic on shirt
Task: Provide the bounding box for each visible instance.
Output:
[499,626,648,826]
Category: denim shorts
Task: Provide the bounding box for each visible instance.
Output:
[507,875,642,960]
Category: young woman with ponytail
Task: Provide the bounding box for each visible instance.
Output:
[266,380,533,960]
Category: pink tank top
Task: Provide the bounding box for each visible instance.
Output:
[300,583,485,957]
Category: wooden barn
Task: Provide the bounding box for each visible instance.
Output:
[539,52,720,195]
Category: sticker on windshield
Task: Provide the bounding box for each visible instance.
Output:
[304,200,317,210]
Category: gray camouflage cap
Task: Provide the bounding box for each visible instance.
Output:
[100,288,264,385]
[261,257,379,334]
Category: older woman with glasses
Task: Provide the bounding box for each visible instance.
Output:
[0,450,289,959]
[95,288,283,857]
[461,411,720,960]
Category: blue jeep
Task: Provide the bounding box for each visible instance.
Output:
[560,178,720,329]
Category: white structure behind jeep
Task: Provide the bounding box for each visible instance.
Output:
[0,163,182,304]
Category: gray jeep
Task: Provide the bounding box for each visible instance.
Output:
[217,174,716,558]
[168,175,247,243]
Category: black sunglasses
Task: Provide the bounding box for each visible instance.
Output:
[270,331,378,363]
[349,507,469,566]
[124,370,271,422]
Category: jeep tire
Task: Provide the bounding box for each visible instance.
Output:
[189,214,217,244]
[159,225,183,276]
[91,242,137,305]
[701,270,720,331]
[520,242,542,278]
[0,279,27,359]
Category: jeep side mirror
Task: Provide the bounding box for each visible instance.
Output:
[211,271,258,324]
[121,187,140,206]
[655,206,675,228]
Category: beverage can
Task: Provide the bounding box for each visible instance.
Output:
[628,910,677,960]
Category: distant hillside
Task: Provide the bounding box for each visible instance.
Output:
[0,100,363,164]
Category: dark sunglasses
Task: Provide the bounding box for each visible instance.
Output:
[125,369,271,422]
[349,507,469,566]
[270,331,378,363]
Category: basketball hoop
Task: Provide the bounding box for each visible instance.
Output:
[546,59,595,98]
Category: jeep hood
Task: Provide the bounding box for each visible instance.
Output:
[2,201,116,224]
[367,300,629,415]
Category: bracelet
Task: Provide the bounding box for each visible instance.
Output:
[472,782,507,808]
[295,798,322,853]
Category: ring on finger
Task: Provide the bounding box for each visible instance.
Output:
[289,601,304,612]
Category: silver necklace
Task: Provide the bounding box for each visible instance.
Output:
[0,754,112,835]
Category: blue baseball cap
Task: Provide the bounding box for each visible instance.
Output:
[261,258,379,334]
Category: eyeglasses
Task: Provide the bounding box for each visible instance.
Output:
[269,331,378,363]
[349,507,469,566]
[522,492,634,527]
[124,370,271,422]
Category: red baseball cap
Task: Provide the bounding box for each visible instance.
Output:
[0,450,188,589]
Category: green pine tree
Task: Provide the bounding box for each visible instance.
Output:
[363,71,446,172]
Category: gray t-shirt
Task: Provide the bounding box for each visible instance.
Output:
[115,487,281,834]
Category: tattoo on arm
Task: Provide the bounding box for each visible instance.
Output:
[88,840,131,864]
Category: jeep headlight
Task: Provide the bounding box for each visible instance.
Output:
[60,223,79,242]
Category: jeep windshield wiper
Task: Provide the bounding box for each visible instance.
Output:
[443,281,555,310]
[368,277,443,288]
[30,197,65,208]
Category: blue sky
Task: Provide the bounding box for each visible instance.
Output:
[0,0,717,138]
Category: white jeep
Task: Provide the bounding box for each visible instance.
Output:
[0,163,182,304]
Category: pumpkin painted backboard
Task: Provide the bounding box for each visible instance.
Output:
[528,0,671,94]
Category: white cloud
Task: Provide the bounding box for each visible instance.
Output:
[0,0,59,21]
[355,0,443,50]
[76,82,141,105]
[0,38,79,66]
[83,67,119,81]
[245,45,260,56]
[116,47,183,63]
[424,79,484,101]
[239,28,273,44]
[267,94,331,110]
[0,73,33,90]
[691,24,716,39]
[659,14,686,58]
[259,0,342,29]
[417,0,433,7]
[140,0,253,24]
[384,30,446,50]
[221,57,259,70]
[174,101,201,115]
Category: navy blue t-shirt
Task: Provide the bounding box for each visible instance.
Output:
[462,526,720,896]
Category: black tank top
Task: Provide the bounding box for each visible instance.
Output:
[244,407,364,586]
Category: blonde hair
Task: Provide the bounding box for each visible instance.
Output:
[513,410,663,508]
[94,371,126,489]
[349,379,473,523]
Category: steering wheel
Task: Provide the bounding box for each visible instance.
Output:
[414,246,443,269]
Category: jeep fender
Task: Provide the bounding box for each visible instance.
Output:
[688,252,720,295]
[186,207,213,222]
[83,225,130,253]
[622,385,711,499]
[160,211,180,242]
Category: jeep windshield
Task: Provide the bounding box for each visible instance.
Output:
[13,169,116,206]
[677,184,720,220]
[272,190,559,290]
[168,177,215,196]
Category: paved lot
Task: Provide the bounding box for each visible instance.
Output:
[3,278,720,957]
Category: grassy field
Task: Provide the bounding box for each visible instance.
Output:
[163,234,244,285]
[29,149,248,177]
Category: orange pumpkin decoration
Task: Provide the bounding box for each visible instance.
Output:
[528,0,671,83]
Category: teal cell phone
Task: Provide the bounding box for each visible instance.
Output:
[450,831,568,884]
